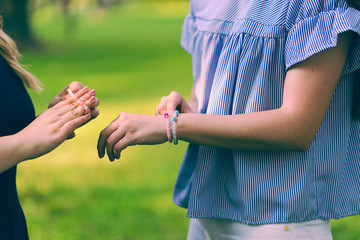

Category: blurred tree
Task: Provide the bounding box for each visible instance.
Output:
[60,0,71,14]
[0,0,128,47]
[0,0,35,46]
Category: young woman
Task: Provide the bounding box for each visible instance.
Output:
[98,0,360,238]
[0,16,99,239]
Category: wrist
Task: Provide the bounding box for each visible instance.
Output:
[162,111,180,145]
[164,113,172,143]
[13,131,34,161]
[3,133,29,166]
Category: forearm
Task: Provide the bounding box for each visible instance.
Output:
[0,134,28,173]
[176,107,318,152]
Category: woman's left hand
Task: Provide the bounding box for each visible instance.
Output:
[97,113,167,162]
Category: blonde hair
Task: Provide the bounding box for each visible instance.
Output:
[0,16,42,93]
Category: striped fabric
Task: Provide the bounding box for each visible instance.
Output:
[173,0,360,224]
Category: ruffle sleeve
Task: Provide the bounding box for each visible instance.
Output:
[285,1,360,74]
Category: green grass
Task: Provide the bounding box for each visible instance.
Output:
[19,102,190,240]
[15,1,360,239]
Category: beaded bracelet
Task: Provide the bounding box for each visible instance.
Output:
[172,110,179,145]
[164,113,172,143]
[67,89,91,113]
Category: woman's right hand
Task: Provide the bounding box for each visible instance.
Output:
[155,91,194,116]
[17,86,96,160]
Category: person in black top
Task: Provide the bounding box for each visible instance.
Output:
[0,16,99,239]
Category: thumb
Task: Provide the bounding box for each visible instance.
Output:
[69,81,83,93]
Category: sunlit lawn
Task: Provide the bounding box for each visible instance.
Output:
[16,1,360,239]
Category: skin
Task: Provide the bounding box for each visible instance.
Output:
[98,32,352,162]
[50,82,100,139]
[0,82,99,173]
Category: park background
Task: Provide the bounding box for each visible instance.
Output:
[1,0,360,239]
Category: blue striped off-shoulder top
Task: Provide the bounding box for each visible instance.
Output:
[173,0,360,225]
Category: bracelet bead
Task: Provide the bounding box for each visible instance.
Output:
[164,112,172,143]
[172,110,179,145]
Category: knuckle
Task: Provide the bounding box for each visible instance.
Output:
[122,122,131,130]
[100,129,105,137]
[106,137,113,146]
[170,91,178,96]
[156,104,163,111]
[71,81,81,85]
[71,109,81,117]
[119,112,130,121]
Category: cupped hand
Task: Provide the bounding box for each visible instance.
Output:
[155,91,194,116]
[97,113,167,162]
[18,87,96,160]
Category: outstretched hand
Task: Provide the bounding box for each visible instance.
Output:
[97,113,167,162]
[18,86,97,160]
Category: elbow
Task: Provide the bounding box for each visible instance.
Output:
[277,107,318,152]
[292,141,312,152]
[286,134,315,152]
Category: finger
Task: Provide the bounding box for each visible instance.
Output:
[66,132,76,140]
[59,84,71,98]
[90,108,100,119]
[52,95,75,109]
[105,128,126,162]
[52,98,79,117]
[56,104,87,127]
[55,95,92,124]
[73,86,90,99]
[69,81,83,93]
[167,92,183,114]
[56,82,83,102]
[76,90,96,114]
[113,137,131,159]
[88,95,99,109]
[48,84,71,108]
[97,120,119,158]
[156,97,168,115]
[167,100,180,115]
[61,113,91,137]
[66,89,95,115]
[83,96,96,108]
[78,89,96,102]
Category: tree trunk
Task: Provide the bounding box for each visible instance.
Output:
[0,0,34,46]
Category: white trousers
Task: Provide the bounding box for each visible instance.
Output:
[187,218,333,240]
